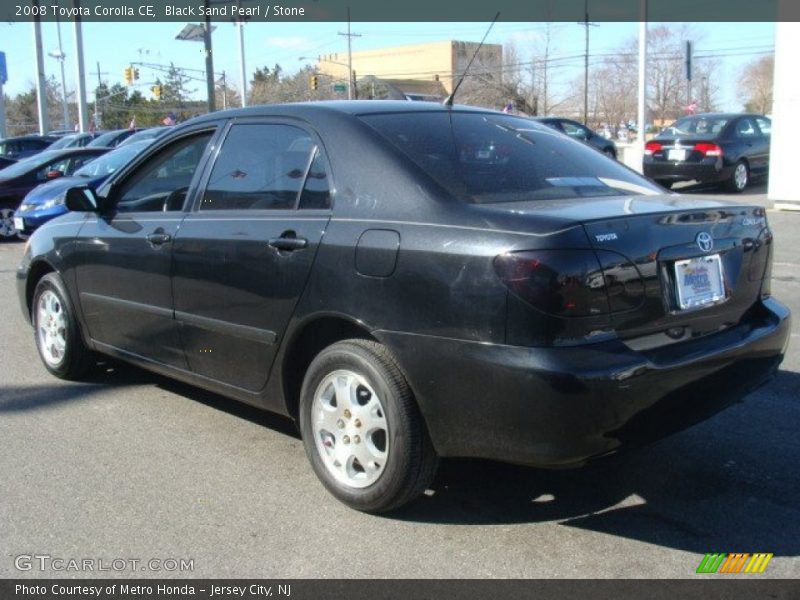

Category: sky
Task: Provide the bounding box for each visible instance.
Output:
[0,20,775,113]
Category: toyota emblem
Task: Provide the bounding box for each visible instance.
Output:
[696,231,714,252]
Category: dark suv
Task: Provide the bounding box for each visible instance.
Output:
[17,102,790,512]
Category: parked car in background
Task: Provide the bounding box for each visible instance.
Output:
[17,102,788,512]
[88,128,142,149]
[532,117,618,158]
[118,127,171,147]
[643,113,771,192]
[47,132,102,150]
[0,135,57,160]
[0,147,108,239]
[15,141,151,237]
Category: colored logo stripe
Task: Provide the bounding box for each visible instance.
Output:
[697,553,773,574]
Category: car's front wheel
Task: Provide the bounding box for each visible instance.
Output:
[299,339,438,513]
[32,273,93,379]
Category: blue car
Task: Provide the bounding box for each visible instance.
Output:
[15,141,151,237]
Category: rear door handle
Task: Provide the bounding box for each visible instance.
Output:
[268,236,308,251]
[146,231,172,245]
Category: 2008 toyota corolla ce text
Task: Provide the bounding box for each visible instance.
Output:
[17,102,791,512]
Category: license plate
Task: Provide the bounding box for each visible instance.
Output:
[668,148,687,161]
[674,254,726,310]
[13,217,24,231]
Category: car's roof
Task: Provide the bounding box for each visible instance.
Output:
[0,134,57,142]
[680,112,766,119]
[187,100,501,125]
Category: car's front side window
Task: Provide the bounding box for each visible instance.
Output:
[115,132,213,213]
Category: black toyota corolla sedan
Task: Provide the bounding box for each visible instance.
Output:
[17,102,790,512]
[643,112,771,192]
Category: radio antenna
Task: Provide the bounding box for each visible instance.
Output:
[443,12,501,107]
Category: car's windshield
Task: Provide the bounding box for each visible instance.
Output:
[48,135,79,150]
[74,142,148,178]
[0,150,63,179]
[360,112,660,204]
[88,130,125,147]
[658,116,729,138]
[119,128,168,146]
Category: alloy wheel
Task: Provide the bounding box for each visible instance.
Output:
[0,208,17,239]
[36,289,68,367]
[312,369,389,488]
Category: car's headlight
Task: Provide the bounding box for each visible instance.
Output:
[41,194,66,210]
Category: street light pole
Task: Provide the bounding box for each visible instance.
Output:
[204,1,216,112]
[32,1,50,135]
[236,0,247,107]
[636,0,648,173]
[73,0,89,133]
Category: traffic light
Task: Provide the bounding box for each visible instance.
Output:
[310,75,318,91]
[124,66,133,86]
[133,68,140,81]
[151,85,162,100]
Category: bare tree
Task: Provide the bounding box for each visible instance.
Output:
[738,55,774,114]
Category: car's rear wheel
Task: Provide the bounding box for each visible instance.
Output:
[603,148,616,160]
[725,160,749,193]
[0,208,18,241]
[299,339,438,513]
[33,273,93,379]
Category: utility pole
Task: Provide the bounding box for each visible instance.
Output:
[338,7,361,100]
[73,0,89,133]
[685,40,693,110]
[581,0,598,125]
[53,17,70,130]
[94,62,103,129]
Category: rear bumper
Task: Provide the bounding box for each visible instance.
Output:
[644,158,731,184]
[376,298,791,467]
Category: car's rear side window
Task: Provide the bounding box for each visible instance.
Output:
[201,124,329,211]
[360,112,658,203]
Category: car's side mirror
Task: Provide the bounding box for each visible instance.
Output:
[65,186,101,212]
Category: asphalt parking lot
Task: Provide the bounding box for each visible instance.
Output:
[1,183,798,579]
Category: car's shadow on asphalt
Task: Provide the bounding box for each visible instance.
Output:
[674,181,768,196]
[390,368,800,555]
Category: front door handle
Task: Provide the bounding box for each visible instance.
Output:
[146,231,172,245]
[268,232,308,252]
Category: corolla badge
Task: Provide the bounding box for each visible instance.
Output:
[696,231,714,252]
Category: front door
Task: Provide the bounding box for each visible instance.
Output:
[171,121,333,391]
[74,128,217,367]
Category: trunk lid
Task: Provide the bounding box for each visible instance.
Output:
[482,194,772,347]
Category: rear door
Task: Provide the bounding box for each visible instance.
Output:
[171,119,333,391]
[732,117,767,175]
[74,126,219,367]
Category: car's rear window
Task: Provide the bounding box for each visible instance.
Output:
[659,116,730,138]
[360,112,659,204]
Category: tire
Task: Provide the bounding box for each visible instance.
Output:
[725,160,749,193]
[299,339,438,513]
[0,207,19,241]
[32,273,94,380]
[655,179,674,190]
[603,148,617,160]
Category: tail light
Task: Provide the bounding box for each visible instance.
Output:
[494,250,611,317]
[644,142,662,156]
[693,142,723,157]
